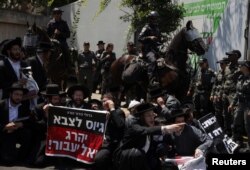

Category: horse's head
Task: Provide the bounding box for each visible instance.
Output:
[184,20,206,56]
[24,22,51,49]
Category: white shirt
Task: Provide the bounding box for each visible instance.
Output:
[37,54,44,66]
[142,135,151,153]
[8,99,21,122]
[7,58,21,79]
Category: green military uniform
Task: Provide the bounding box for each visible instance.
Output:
[191,58,215,119]
[230,61,250,146]
[210,58,228,129]
[222,63,242,136]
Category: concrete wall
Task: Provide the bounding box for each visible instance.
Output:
[179,0,248,70]
[0,9,49,42]
[61,0,132,57]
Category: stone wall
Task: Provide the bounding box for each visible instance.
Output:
[0,9,49,42]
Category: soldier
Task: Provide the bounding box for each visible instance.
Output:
[222,50,242,137]
[228,60,250,148]
[190,58,215,119]
[210,57,229,128]
[138,11,162,84]
[75,42,96,99]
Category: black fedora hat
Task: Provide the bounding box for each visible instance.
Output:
[225,50,241,58]
[1,37,22,56]
[9,82,29,94]
[97,40,105,45]
[169,109,188,120]
[41,84,66,96]
[67,84,90,99]
[148,85,164,100]
[134,103,155,117]
[88,99,102,107]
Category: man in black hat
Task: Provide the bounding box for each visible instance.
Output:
[30,84,65,166]
[93,41,106,93]
[112,102,185,170]
[75,42,97,98]
[0,37,29,99]
[188,58,215,119]
[66,84,91,109]
[0,82,31,164]
[222,50,242,137]
[26,42,52,93]
[210,57,229,129]
[47,8,70,47]
[164,108,212,158]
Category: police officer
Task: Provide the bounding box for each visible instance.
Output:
[222,50,242,137]
[138,11,162,84]
[93,41,105,93]
[210,57,229,128]
[47,8,70,47]
[100,43,116,96]
[229,60,250,148]
[190,58,215,119]
[75,42,96,99]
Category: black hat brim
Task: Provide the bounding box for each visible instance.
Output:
[2,38,22,55]
[40,91,66,96]
[67,84,90,99]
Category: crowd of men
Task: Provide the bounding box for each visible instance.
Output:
[0,7,249,170]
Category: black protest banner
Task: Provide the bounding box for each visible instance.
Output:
[198,113,224,140]
[45,106,108,164]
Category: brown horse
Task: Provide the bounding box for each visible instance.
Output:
[110,21,206,102]
[24,23,69,90]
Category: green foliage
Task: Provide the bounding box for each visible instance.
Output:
[70,0,88,47]
[93,0,111,19]
[120,0,185,34]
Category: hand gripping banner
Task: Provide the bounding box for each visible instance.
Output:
[45,106,108,164]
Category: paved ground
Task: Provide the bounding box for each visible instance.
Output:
[0,92,128,170]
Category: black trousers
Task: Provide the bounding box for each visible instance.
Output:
[114,147,161,170]
[0,128,32,164]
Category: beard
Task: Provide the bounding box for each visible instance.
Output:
[9,51,21,61]
[10,97,22,105]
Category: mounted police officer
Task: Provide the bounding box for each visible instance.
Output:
[47,8,71,68]
[138,11,162,84]
[47,8,70,48]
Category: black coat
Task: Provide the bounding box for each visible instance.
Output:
[0,57,28,99]
[26,56,47,92]
[0,99,30,131]
[165,124,212,157]
[121,121,162,150]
